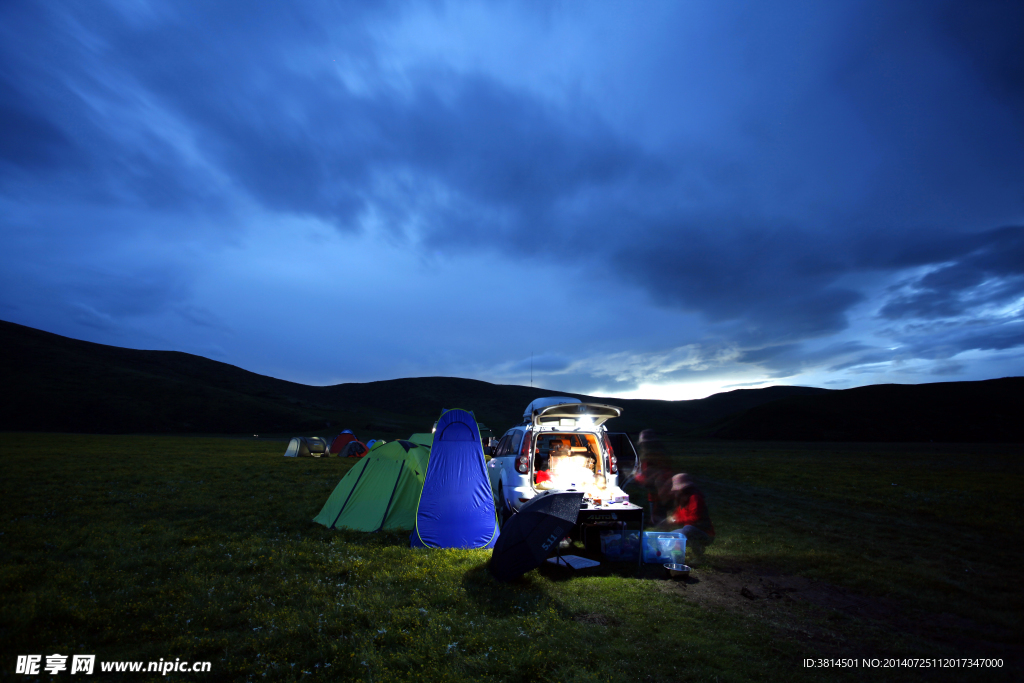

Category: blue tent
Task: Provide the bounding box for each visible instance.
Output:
[411,409,499,549]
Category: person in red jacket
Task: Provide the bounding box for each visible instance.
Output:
[668,473,715,553]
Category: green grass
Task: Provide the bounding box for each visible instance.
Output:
[1,435,1021,682]
[668,440,1024,619]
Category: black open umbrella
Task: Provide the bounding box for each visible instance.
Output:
[489,491,585,582]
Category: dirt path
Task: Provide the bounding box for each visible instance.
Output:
[642,559,1020,666]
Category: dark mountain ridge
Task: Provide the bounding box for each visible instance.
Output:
[1,320,1020,441]
[713,378,1023,442]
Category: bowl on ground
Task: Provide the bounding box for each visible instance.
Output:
[664,563,691,579]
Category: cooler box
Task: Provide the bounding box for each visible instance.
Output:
[599,529,640,561]
[642,531,686,564]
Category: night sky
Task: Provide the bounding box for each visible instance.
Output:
[2,1,1022,400]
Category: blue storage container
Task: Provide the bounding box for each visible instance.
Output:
[642,531,686,564]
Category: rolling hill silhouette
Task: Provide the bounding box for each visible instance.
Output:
[712,378,1022,442]
[1,320,1020,441]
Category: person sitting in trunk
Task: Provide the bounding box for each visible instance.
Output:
[546,438,572,475]
[548,438,571,462]
[667,473,715,553]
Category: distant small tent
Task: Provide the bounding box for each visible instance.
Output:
[283,436,329,458]
[365,439,381,451]
[411,409,499,549]
[338,440,368,458]
[328,430,358,455]
[408,433,433,448]
[313,440,432,532]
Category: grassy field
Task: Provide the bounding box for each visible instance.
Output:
[1,434,1021,682]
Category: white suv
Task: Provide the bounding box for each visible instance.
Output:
[487,397,640,528]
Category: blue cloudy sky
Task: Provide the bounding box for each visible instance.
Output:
[1,1,1022,400]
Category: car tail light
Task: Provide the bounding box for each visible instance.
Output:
[514,431,531,474]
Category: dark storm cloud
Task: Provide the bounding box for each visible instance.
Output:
[369,2,1023,349]
[0,2,330,212]
[164,70,647,239]
[891,320,1024,359]
[1,1,638,234]
[609,222,866,343]
[830,3,1024,224]
[178,73,641,232]
[2,0,1021,390]
[879,226,1024,321]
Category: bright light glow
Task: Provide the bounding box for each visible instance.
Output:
[543,456,604,496]
[608,379,749,401]
[577,416,595,430]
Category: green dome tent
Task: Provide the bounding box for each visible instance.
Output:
[408,433,433,448]
[313,440,431,532]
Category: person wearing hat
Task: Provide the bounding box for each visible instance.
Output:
[633,429,674,527]
[667,473,715,552]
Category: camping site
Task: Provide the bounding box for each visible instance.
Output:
[1,323,1022,682]
[5,4,1024,680]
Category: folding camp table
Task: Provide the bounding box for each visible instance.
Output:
[573,502,645,570]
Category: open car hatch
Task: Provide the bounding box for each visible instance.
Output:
[529,402,622,429]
